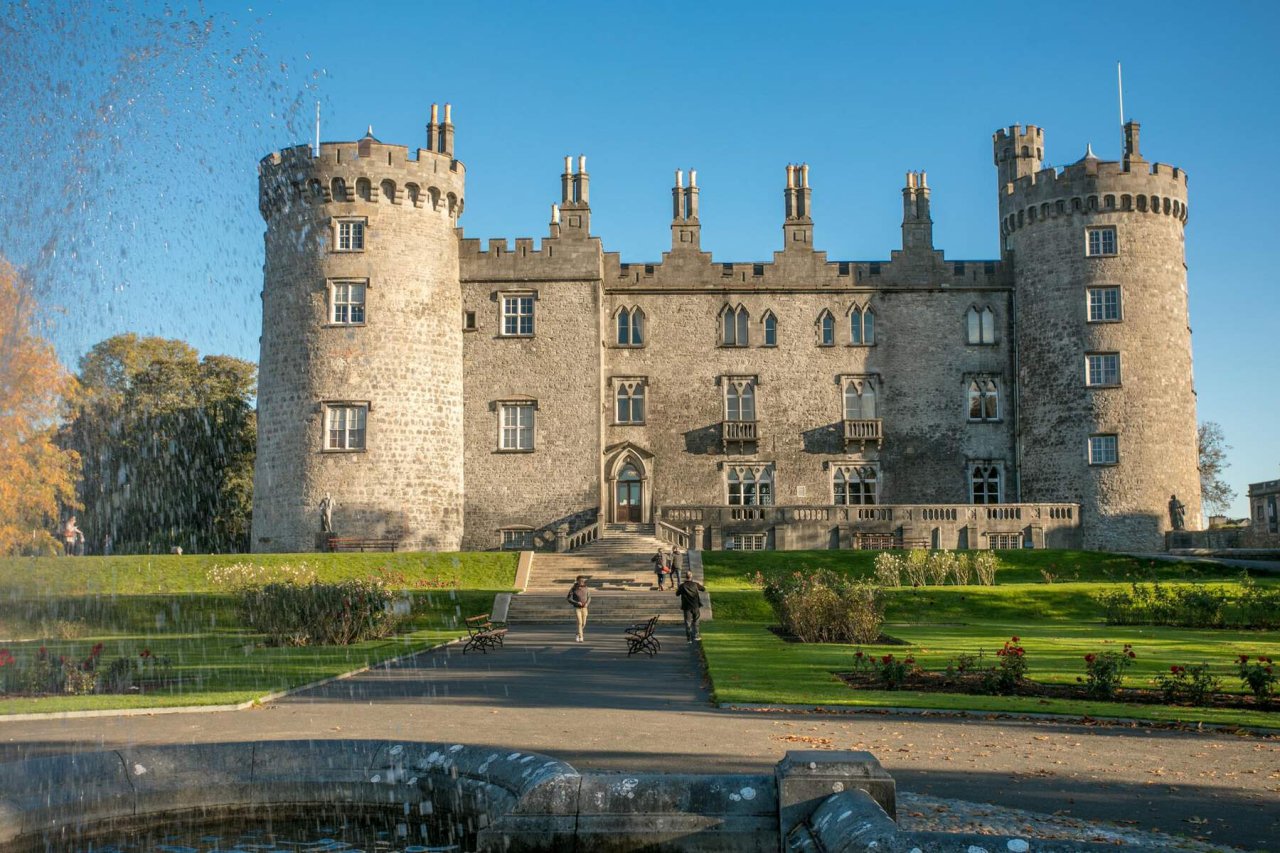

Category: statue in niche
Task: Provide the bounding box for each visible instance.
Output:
[320,492,335,534]
[1167,494,1186,531]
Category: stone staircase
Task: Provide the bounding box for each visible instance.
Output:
[504,523,706,624]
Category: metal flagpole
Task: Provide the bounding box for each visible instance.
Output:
[314,101,321,156]
[1117,62,1125,154]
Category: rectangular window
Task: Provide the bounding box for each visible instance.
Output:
[499,403,535,451]
[501,529,535,549]
[337,220,365,252]
[1085,353,1121,387]
[1087,287,1122,322]
[463,310,477,331]
[325,404,367,451]
[501,295,535,336]
[330,282,366,325]
[615,381,646,425]
[1089,434,1119,465]
[987,532,1023,550]
[726,533,767,551]
[1086,226,1117,257]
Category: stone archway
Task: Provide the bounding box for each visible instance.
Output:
[606,449,651,524]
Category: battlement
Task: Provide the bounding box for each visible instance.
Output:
[992,124,1044,159]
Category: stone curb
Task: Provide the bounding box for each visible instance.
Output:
[721,702,1280,735]
[0,636,463,723]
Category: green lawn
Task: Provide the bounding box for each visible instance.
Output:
[700,550,1280,729]
[0,552,517,714]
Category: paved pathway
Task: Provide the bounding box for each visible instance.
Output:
[1,626,1276,850]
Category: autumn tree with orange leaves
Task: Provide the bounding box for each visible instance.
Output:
[0,259,81,555]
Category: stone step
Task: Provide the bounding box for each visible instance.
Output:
[505,593,690,623]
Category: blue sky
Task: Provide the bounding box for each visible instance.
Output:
[4,0,1277,515]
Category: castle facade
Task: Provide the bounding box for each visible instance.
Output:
[251,106,1201,554]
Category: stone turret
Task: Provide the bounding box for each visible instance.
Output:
[995,122,1199,550]
[252,104,466,552]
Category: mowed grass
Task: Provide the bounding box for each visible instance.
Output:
[0,552,517,714]
[700,550,1280,729]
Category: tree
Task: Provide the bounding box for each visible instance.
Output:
[1197,421,1236,515]
[61,334,256,554]
[0,259,81,555]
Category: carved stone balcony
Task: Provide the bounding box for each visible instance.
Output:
[843,418,883,449]
[721,419,758,449]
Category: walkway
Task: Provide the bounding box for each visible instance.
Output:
[0,627,1276,850]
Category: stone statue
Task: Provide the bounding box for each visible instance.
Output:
[319,492,335,534]
[1168,494,1186,531]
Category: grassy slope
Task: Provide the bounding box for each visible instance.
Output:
[0,552,517,714]
[700,550,1280,728]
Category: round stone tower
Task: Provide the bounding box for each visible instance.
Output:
[995,122,1200,551]
[252,106,465,552]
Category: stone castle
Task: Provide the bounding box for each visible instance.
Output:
[251,104,1201,554]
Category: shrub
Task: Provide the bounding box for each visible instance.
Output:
[1158,663,1221,705]
[871,653,916,690]
[1237,655,1276,703]
[237,579,402,646]
[872,552,902,587]
[209,561,317,591]
[1095,581,1277,630]
[1081,644,1136,698]
[902,550,929,587]
[98,657,135,694]
[944,651,982,678]
[981,636,1027,694]
[950,557,974,586]
[758,570,884,644]
[924,550,954,586]
[972,552,1000,586]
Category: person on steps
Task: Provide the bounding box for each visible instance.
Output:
[567,575,591,642]
[675,570,706,643]
[651,548,670,590]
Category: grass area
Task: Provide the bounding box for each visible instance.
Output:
[700,550,1280,729]
[0,552,517,714]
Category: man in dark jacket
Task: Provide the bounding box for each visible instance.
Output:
[675,571,706,642]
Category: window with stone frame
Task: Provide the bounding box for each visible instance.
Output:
[966,306,996,344]
[614,378,646,425]
[1088,434,1119,466]
[967,377,1000,422]
[724,377,757,422]
[726,532,768,550]
[762,311,778,347]
[833,465,878,505]
[849,303,875,346]
[970,462,1001,504]
[726,464,774,506]
[329,280,367,325]
[721,304,749,347]
[324,403,367,451]
[817,310,835,346]
[1085,225,1118,257]
[500,528,535,549]
[1085,352,1121,387]
[501,294,536,337]
[1087,287,1122,323]
[335,218,365,252]
[616,306,645,346]
[498,402,535,451]
[842,377,877,420]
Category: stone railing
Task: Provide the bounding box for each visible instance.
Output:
[655,520,690,550]
[561,521,600,552]
[843,418,883,448]
[721,419,758,442]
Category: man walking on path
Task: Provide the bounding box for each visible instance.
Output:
[567,575,591,642]
[675,570,706,642]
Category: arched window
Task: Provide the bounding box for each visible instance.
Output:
[850,305,875,345]
[818,310,835,346]
[725,379,756,422]
[967,379,1000,422]
[833,466,878,505]
[330,177,347,202]
[308,179,324,202]
[843,379,876,420]
[762,311,778,347]
[727,465,773,506]
[405,183,421,206]
[722,305,749,347]
[970,464,1001,504]
[615,381,645,424]
[966,307,996,344]
[380,179,397,204]
[616,307,644,346]
[428,186,441,210]
[355,178,372,202]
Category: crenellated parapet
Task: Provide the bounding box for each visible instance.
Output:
[258,132,465,222]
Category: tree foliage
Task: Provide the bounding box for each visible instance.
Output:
[1197,421,1236,515]
[60,334,256,554]
[0,259,82,555]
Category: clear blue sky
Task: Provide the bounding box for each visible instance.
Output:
[3,0,1276,515]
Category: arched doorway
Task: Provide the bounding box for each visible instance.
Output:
[615,462,643,522]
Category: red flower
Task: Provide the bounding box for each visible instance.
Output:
[1085,653,1096,663]
[854,651,864,658]
[881,655,893,665]
[37,646,47,658]
[1127,651,1136,659]
[140,648,152,659]
[0,649,14,667]
[1011,636,1020,643]
[90,643,104,657]
[1170,665,1181,674]
[1239,655,1249,663]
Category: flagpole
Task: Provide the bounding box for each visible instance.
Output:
[1117,62,1125,154]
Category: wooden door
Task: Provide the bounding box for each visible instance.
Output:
[616,481,642,522]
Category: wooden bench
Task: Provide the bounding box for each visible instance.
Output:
[462,613,508,655]
[327,537,399,552]
[624,616,661,657]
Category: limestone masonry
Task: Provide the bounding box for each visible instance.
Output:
[252,104,1201,554]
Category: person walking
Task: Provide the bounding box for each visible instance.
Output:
[567,575,591,642]
[61,516,82,557]
[651,548,670,590]
[675,570,706,643]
